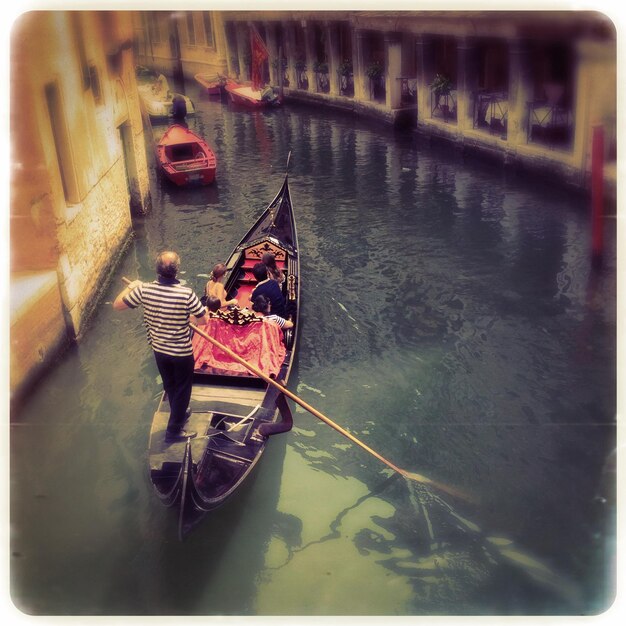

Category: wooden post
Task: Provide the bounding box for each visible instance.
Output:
[591,125,604,268]
[278,45,284,99]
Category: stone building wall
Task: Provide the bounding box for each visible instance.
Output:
[10,11,151,402]
[55,157,135,336]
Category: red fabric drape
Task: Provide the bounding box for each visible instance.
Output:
[193,318,286,377]
[250,27,268,91]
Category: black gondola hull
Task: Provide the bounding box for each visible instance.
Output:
[148,168,300,538]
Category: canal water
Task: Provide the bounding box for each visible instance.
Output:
[10,79,617,618]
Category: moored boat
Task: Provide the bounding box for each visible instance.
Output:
[155,124,217,186]
[148,157,299,538]
[224,81,280,108]
[137,72,195,119]
[194,72,226,95]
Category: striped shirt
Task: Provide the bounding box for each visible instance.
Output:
[264,314,288,328]
[123,279,205,357]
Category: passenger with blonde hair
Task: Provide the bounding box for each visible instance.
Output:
[205,263,237,308]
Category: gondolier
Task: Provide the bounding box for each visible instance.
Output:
[113,251,208,442]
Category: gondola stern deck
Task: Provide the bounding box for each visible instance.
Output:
[148,381,285,503]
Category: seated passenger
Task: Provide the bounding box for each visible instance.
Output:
[251,295,293,329]
[205,263,238,309]
[251,262,286,317]
[205,295,221,314]
[262,251,284,285]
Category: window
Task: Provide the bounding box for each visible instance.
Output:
[70,12,90,91]
[186,13,195,46]
[148,13,161,43]
[88,65,102,104]
[203,13,214,47]
[45,82,79,204]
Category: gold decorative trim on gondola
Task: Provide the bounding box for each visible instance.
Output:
[245,240,286,262]
[287,274,297,300]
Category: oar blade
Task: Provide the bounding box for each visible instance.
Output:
[403,470,477,504]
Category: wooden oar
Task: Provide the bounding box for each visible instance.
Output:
[121,277,473,502]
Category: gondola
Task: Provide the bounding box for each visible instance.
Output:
[147,156,299,539]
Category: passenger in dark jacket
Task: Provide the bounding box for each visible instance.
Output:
[250,262,286,318]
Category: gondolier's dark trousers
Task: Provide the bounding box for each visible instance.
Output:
[153,351,195,434]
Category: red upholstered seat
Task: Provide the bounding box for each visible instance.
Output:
[192,317,286,377]
[242,258,286,270]
[234,282,255,309]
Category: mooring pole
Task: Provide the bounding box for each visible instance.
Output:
[278,45,284,99]
[591,125,604,268]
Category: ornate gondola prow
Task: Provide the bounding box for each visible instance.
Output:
[270,156,292,230]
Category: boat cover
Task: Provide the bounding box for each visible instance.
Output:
[192,317,286,377]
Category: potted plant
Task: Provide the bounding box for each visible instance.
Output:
[336,59,353,95]
[365,61,384,99]
[430,73,454,118]
[365,60,384,80]
[337,59,353,76]
[430,73,452,98]
[313,60,328,74]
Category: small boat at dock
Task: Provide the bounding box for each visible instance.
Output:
[155,125,217,186]
[194,72,226,95]
[137,70,195,119]
[224,81,280,108]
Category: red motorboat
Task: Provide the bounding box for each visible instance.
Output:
[155,125,217,186]
[224,81,280,108]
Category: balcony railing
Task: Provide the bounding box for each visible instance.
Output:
[315,71,330,93]
[473,91,508,137]
[368,74,386,102]
[296,68,308,90]
[397,77,417,105]
[338,72,354,97]
[431,89,457,122]
[526,100,573,148]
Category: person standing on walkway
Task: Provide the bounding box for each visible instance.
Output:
[113,251,208,442]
